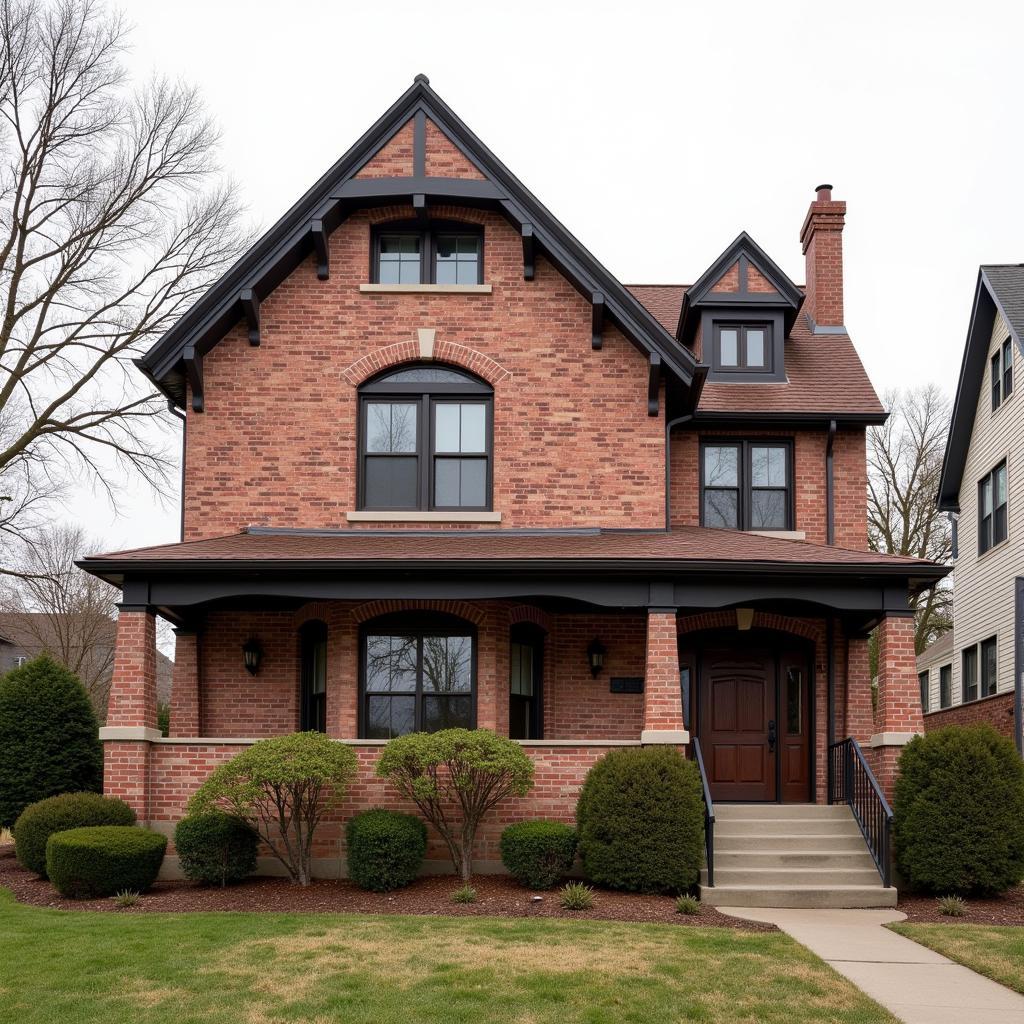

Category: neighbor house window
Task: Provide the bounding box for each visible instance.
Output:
[713,323,772,372]
[918,670,929,713]
[359,364,492,511]
[360,614,475,738]
[372,223,482,285]
[978,459,1008,554]
[993,351,1002,410]
[962,646,978,702]
[981,636,998,697]
[14,656,27,668]
[701,440,792,530]
[1003,338,1014,400]
[299,620,327,733]
[939,664,952,709]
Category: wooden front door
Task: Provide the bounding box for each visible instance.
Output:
[700,649,777,801]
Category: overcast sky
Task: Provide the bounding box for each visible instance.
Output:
[72,0,1024,551]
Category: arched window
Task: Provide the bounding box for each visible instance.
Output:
[358,364,492,511]
[360,613,476,738]
[299,620,327,732]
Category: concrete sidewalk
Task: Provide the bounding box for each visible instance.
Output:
[718,906,1024,1024]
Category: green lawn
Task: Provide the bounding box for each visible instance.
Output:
[0,888,897,1024]
[891,923,1024,995]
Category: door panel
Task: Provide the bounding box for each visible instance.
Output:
[779,656,811,802]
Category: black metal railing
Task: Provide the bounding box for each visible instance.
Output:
[690,736,715,887]
[828,737,893,887]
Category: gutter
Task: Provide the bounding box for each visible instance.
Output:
[826,418,837,545]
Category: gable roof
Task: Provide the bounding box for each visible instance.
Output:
[916,629,953,671]
[139,76,700,415]
[938,265,1024,511]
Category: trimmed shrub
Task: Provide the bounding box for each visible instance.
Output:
[174,812,258,887]
[894,725,1024,895]
[46,826,167,899]
[500,820,578,889]
[575,746,703,894]
[346,808,426,892]
[0,655,102,827]
[13,792,135,877]
[559,881,594,910]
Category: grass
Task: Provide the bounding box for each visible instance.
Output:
[0,887,896,1024]
[891,923,1024,995]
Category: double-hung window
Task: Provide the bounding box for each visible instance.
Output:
[701,440,792,531]
[918,671,929,713]
[981,636,998,697]
[978,459,1008,554]
[962,646,978,702]
[939,664,952,709]
[373,223,483,285]
[993,338,1014,410]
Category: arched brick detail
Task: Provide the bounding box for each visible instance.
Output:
[366,204,487,226]
[350,599,488,627]
[293,601,338,627]
[678,610,818,642]
[341,345,511,388]
[508,605,551,633]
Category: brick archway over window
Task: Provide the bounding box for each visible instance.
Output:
[678,610,819,642]
[508,605,551,633]
[350,599,489,627]
[341,345,511,389]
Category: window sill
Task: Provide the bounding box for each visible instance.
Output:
[346,510,502,523]
[746,529,806,541]
[359,283,492,294]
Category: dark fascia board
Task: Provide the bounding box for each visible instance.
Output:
[678,232,804,341]
[937,270,997,511]
[689,410,888,428]
[141,77,697,405]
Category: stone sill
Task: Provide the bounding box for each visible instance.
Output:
[359,283,492,295]
[145,736,642,748]
[346,510,501,523]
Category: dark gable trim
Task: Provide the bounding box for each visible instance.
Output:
[139,76,698,415]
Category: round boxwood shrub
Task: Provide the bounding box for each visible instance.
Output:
[346,808,427,891]
[500,820,578,889]
[174,812,258,887]
[894,724,1024,895]
[0,655,102,827]
[46,826,167,899]
[13,792,136,877]
[576,746,703,894]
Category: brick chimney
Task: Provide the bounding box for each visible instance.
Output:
[799,184,846,328]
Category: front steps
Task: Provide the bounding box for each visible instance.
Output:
[700,804,897,909]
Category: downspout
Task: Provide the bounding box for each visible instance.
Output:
[664,414,694,531]
[168,402,187,542]
[826,418,837,545]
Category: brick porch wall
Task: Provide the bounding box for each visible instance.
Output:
[924,692,1016,740]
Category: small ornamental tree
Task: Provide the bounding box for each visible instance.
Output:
[376,729,534,882]
[0,656,102,827]
[188,732,357,886]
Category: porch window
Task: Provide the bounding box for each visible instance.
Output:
[981,636,998,696]
[509,625,544,740]
[978,459,1008,554]
[701,440,793,531]
[918,670,929,713]
[360,614,475,738]
[359,364,492,511]
[299,620,328,732]
[962,646,978,702]
[939,664,952,709]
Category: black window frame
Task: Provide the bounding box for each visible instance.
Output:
[371,220,484,285]
[699,438,795,531]
[299,619,328,733]
[939,663,952,709]
[358,612,477,739]
[1004,338,1014,401]
[918,670,929,713]
[962,646,978,703]
[978,459,1008,555]
[508,623,545,741]
[992,350,1002,410]
[981,635,998,697]
[358,364,493,512]
[712,322,774,374]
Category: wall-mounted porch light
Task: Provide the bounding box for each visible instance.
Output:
[587,637,607,678]
[242,637,263,676]
[736,608,755,631]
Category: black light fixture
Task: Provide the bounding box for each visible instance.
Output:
[242,637,263,676]
[587,637,607,678]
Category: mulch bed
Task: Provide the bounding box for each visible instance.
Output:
[0,844,771,930]
[897,887,1024,926]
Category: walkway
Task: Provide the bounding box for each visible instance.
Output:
[718,907,1024,1024]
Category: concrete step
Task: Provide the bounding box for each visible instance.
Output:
[713,850,877,870]
[716,819,862,837]
[716,833,868,852]
[702,866,884,887]
[700,883,898,909]
[714,804,853,820]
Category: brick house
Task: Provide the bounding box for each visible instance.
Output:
[80,77,945,906]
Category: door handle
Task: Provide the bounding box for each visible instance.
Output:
[767,719,777,753]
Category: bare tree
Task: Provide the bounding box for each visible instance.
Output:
[0,522,118,709]
[0,0,248,565]
[867,385,953,652]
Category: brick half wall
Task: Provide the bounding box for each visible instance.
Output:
[924,692,1016,741]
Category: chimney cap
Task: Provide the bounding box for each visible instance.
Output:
[815,183,833,198]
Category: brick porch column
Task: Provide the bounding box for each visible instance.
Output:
[641,609,687,744]
[844,635,874,745]
[870,614,923,799]
[100,605,160,821]
[169,629,200,738]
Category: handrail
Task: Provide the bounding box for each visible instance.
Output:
[828,737,893,887]
[690,736,715,887]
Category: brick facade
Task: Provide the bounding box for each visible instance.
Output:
[924,692,1016,740]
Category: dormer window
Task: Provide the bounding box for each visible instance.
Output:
[373,222,482,285]
[714,323,772,372]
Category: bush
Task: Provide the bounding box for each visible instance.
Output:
[938,895,966,917]
[894,725,1024,895]
[377,729,534,881]
[559,881,594,910]
[500,820,578,889]
[675,894,700,915]
[13,792,136,877]
[575,746,703,894]
[174,812,258,887]
[451,884,477,904]
[0,655,102,827]
[189,732,357,886]
[346,809,426,892]
[46,826,167,899]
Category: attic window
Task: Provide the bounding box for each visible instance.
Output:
[713,323,772,373]
[373,223,482,285]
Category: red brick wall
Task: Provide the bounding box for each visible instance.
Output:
[424,119,484,179]
[924,692,1016,741]
[800,194,846,328]
[106,609,157,731]
[355,120,414,177]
